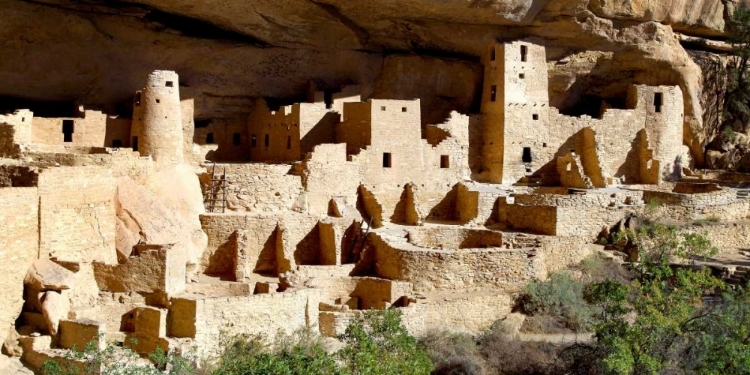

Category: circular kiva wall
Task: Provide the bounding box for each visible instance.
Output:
[406,227,504,249]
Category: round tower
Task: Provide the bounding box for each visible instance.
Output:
[131,70,184,166]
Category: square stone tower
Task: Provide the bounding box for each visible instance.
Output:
[481,40,550,184]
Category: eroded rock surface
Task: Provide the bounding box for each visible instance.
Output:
[0,0,742,162]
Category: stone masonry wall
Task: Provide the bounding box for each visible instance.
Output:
[200,163,303,213]
[169,288,320,358]
[371,232,540,292]
[38,166,117,264]
[0,187,39,344]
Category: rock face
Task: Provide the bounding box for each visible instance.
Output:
[0,0,742,161]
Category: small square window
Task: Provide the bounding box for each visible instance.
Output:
[519,73,525,79]
[532,114,538,120]
[381,106,386,111]
[165,81,174,87]
[233,133,241,146]
[382,153,392,168]
[440,155,450,169]
[206,133,215,144]
[542,143,547,147]
[112,139,122,148]
[402,107,407,112]
[155,99,160,104]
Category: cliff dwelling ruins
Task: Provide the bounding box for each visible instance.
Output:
[1,34,749,372]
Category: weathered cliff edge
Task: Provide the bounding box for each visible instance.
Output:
[1,0,748,163]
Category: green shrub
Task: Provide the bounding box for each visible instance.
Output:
[517,272,598,331]
[338,309,434,375]
[479,324,566,375]
[579,254,631,284]
[42,340,195,375]
[211,328,343,375]
[421,331,486,375]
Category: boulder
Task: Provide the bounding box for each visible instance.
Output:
[40,291,70,336]
[24,260,76,291]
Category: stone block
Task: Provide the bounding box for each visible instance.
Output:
[131,307,166,338]
[59,319,105,351]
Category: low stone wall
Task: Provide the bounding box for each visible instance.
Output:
[401,292,513,336]
[93,244,186,295]
[168,287,321,358]
[679,221,750,254]
[512,190,643,208]
[644,189,750,222]
[643,188,737,207]
[370,232,541,292]
[306,276,412,310]
[406,227,504,249]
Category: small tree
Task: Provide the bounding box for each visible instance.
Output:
[581,225,729,374]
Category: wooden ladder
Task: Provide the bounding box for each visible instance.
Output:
[348,217,373,263]
[204,163,227,213]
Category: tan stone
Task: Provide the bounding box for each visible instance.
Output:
[24,260,76,292]
[40,291,70,336]
[58,319,105,351]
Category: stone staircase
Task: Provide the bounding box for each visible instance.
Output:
[727,266,749,287]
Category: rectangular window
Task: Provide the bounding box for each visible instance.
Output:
[532,114,539,120]
[62,120,74,143]
[440,155,450,169]
[402,107,407,112]
[381,106,386,111]
[112,139,122,148]
[522,147,532,163]
[382,153,392,168]
[155,99,160,104]
[265,134,270,147]
[519,73,525,79]
[134,92,142,107]
[233,133,241,145]
[251,134,257,148]
[206,133,215,144]
[520,45,528,62]
[287,136,291,150]
[490,85,497,102]
[490,48,496,61]
[132,136,139,151]
[654,92,663,113]
[165,81,174,87]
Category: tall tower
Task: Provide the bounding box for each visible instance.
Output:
[481,40,550,184]
[131,70,184,167]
